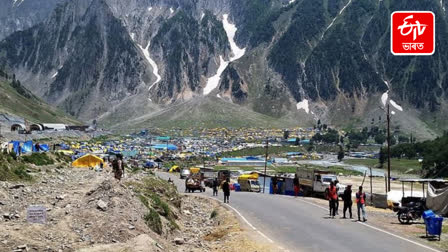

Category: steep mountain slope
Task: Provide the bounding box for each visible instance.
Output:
[0,73,79,124]
[0,0,447,137]
[0,0,67,40]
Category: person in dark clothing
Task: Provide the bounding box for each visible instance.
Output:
[272,176,278,194]
[222,178,230,203]
[342,185,353,219]
[212,178,218,196]
[112,159,122,180]
[293,174,300,197]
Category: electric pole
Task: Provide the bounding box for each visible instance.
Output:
[386,104,391,192]
[263,137,269,194]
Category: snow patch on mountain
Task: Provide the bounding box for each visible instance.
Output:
[138,43,161,99]
[203,14,246,95]
[296,99,310,114]
[321,0,352,39]
[204,56,229,95]
[289,0,296,5]
[390,99,403,112]
[51,71,58,79]
[381,91,389,107]
[381,80,390,106]
[13,0,24,6]
[222,14,246,61]
[170,7,174,14]
[148,7,152,12]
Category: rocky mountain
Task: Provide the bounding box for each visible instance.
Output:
[1,0,447,138]
[0,0,67,40]
[0,69,79,125]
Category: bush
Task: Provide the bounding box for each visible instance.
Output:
[22,153,54,166]
[210,209,218,219]
[144,208,163,235]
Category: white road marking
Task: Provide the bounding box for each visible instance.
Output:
[208,197,274,243]
[293,197,441,252]
[358,222,441,252]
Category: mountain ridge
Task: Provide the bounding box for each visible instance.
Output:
[0,0,447,139]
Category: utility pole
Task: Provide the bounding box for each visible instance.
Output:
[370,166,373,204]
[386,104,391,192]
[262,137,269,194]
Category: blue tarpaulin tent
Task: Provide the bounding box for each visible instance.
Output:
[11,141,20,155]
[153,144,177,151]
[22,141,33,153]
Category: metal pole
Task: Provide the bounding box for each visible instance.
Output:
[387,104,391,192]
[263,138,268,194]
[370,166,373,204]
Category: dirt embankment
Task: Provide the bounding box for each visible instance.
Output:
[0,166,270,252]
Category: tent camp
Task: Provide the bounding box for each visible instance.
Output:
[72,154,103,168]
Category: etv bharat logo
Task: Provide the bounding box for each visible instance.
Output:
[391,11,435,55]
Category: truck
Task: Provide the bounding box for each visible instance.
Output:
[296,168,345,197]
[217,170,231,186]
[237,173,261,192]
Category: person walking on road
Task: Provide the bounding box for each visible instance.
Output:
[212,178,219,196]
[222,178,230,203]
[335,180,340,215]
[293,174,300,197]
[342,185,353,219]
[356,186,367,222]
[272,176,278,194]
[328,181,338,218]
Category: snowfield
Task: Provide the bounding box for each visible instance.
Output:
[203,14,246,95]
[138,43,161,93]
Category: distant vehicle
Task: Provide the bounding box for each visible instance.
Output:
[180,169,191,179]
[217,170,230,185]
[296,168,345,197]
[185,175,205,193]
[204,178,215,188]
[237,173,260,192]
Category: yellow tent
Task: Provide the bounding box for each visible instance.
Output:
[190,167,200,174]
[72,154,103,168]
[238,173,259,180]
[169,165,180,173]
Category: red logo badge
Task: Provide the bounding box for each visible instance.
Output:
[391,11,435,55]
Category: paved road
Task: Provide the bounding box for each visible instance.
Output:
[158,172,439,252]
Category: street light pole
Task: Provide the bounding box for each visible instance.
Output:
[263,137,269,194]
[386,104,391,192]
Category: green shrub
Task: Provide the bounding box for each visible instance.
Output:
[22,153,54,166]
[210,209,218,219]
[144,208,163,235]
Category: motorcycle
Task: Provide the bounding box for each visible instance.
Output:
[394,200,427,224]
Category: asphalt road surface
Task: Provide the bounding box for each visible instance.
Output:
[157,172,439,252]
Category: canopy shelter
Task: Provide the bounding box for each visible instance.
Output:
[72,154,104,168]
[169,165,180,173]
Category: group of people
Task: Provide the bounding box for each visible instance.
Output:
[212,177,231,203]
[327,181,367,222]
